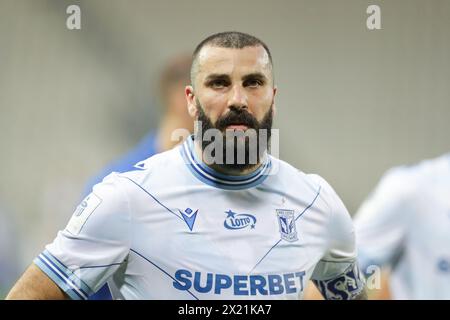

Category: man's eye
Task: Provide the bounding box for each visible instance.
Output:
[210,80,228,88]
[244,79,263,87]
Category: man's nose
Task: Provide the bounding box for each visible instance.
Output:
[227,85,248,109]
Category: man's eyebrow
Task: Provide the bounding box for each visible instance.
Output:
[242,72,268,82]
[204,73,230,82]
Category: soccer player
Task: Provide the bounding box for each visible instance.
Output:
[354,153,450,299]
[7,32,367,300]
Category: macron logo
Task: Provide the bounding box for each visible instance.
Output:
[179,208,198,231]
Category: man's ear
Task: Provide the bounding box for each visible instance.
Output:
[185,85,198,118]
[272,86,278,116]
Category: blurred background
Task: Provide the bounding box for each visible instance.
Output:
[0,0,449,297]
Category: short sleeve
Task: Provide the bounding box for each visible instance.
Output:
[309,176,365,299]
[353,168,412,272]
[33,173,131,300]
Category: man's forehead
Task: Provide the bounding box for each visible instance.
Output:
[197,45,271,76]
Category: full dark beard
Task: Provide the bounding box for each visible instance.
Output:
[195,100,273,172]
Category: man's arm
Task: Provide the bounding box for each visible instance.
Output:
[6,263,67,300]
[353,287,368,300]
[367,270,391,300]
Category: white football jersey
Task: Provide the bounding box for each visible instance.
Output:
[354,153,450,299]
[34,136,364,300]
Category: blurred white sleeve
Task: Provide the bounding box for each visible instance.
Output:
[354,168,414,273]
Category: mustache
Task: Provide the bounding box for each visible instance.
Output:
[214,108,259,131]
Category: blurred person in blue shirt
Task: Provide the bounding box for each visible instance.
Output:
[83,53,194,196]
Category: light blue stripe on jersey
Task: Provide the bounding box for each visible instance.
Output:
[41,250,93,296]
[130,249,199,300]
[34,254,88,300]
[180,136,271,190]
[34,257,84,300]
[120,175,184,222]
[251,186,322,273]
[33,250,93,299]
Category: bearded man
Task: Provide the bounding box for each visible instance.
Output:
[7,31,366,300]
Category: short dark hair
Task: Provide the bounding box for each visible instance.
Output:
[191,31,273,85]
[159,53,192,103]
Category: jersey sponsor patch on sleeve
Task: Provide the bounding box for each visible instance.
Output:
[66,193,103,235]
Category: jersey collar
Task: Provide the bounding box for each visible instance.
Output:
[179,135,271,190]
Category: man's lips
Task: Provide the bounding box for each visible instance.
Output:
[225,124,249,130]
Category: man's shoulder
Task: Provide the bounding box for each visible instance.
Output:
[412,153,450,179]
[268,156,338,202]
[88,146,184,195]
[379,153,450,193]
[115,146,184,182]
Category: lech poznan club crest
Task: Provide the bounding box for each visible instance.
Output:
[276,209,298,242]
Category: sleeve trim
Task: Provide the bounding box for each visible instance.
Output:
[34,250,94,299]
[34,256,87,300]
[41,250,94,295]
